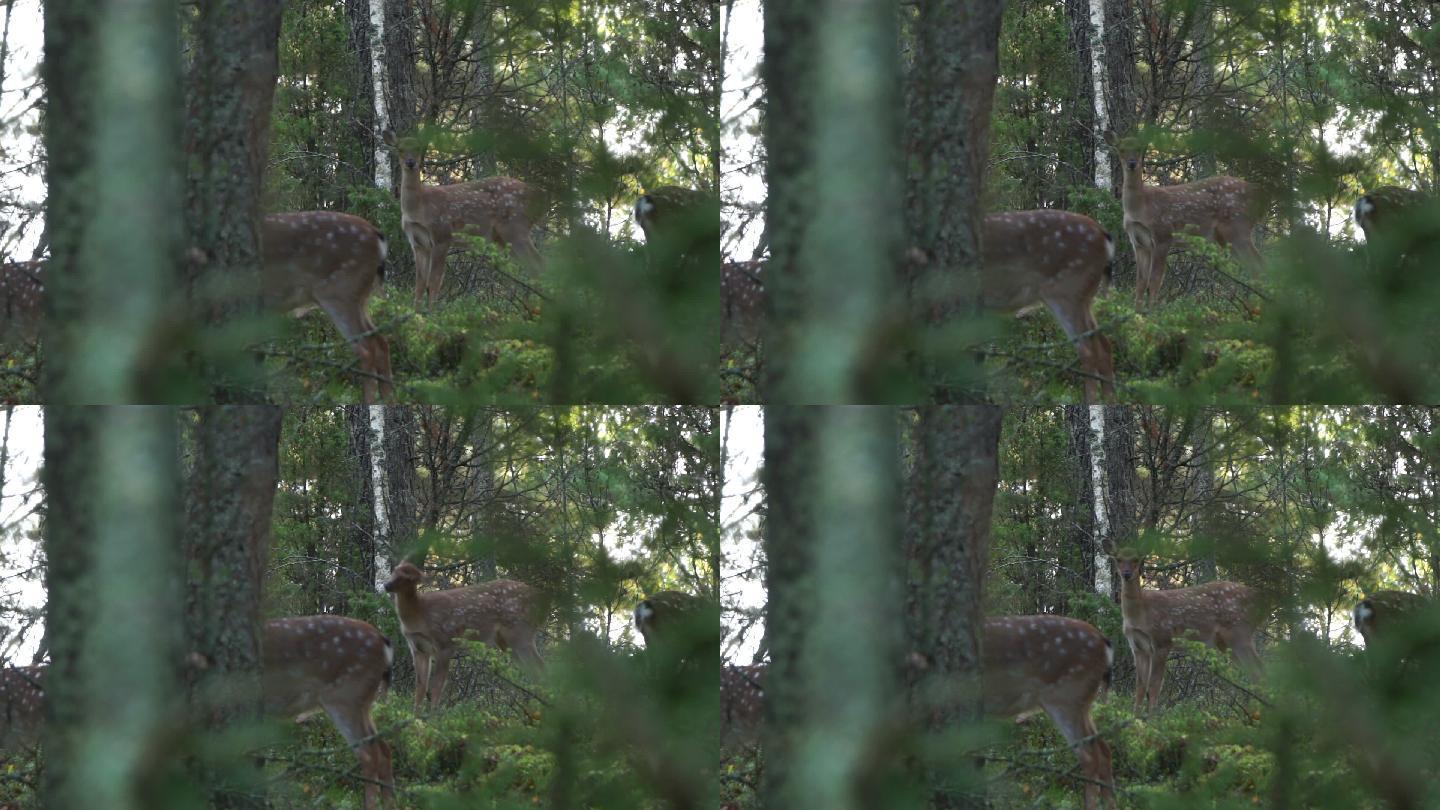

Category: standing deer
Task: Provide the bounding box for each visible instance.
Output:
[980,210,1118,403]
[0,261,43,349]
[1104,131,1263,309]
[1113,551,1263,712]
[263,615,396,810]
[381,561,544,710]
[1352,589,1440,671]
[983,615,1117,810]
[634,591,719,666]
[0,665,45,756]
[381,130,543,308]
[261,212,393,404]
[1354,186,1438,268]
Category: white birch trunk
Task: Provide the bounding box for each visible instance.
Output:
[368,405,390,589]
[1088,0,1111,190]
[1088,405,1113,596]
[368,0,392,191]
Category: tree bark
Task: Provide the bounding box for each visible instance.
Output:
[1103,0,1138,141]
[342,0,379,196]
[43,0,184,402]
[383,0,419,140]
[1088,405,1113,595]
[1062,0,1098,199]
[184,406,283,808]
[381,406,420,576]
[1062,405,1098,605]
[343,405,379,609]
[763,406,909,808]
[906,0,1006,401]
[1086,0,1112,189]
[185,0,284,400]
[762,0,902,402]
[1103,406,1140,562]
[42,408,185,809]
[906,406,1002,809]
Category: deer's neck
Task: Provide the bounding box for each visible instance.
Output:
[1120,168,1147,209]
[398,168,428,214]
[393,589,427,630]
[1120,578,1150,626]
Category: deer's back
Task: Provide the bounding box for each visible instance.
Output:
[981,210,1110,310]
[420,578,538,650]
[1143,579,1257,642]
[721,664,766,751]
[432,177,535,237]
[1149,175,1253,233]
[260,212,386,312]
[721,260,765,344]
[982,615,1110,718]
[262,616,391,716]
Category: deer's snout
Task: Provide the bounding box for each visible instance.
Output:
[405,157,417,170]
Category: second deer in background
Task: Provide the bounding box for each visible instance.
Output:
[1112,551,1264,713]
[382,130,544,309]
[382,562,545,711]
[1104,131,1263,310]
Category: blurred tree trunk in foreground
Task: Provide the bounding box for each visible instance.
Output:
[764,407,913,808]
[43,408,186,809]
[763,0,904,403]
[43,0,185,402]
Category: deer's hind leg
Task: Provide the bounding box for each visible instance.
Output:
[1043,295,1108,404]
[317,295,381,404]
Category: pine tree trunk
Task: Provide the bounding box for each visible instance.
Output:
[184,405,283,808]
[184,0,284,400]
[906,0,1006,401]
[381,406,420,574]
[343,405,379,610]
[906,405,1002,809]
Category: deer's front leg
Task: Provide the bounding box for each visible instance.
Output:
[1126,631,1152,712]
[428,654,452,709]
[1146,238,1172,309]
[427,239,450,308]
[404,226,432,309]
[411,645,431,711]
[1146,645,1170,712]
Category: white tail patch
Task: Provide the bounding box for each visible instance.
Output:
[1353,601,1373,630]
[1354,196,1375,223]
[376,231,388,262]
[1104,231,1116,261]
[633,195,656,223]
[634,601,655,628]
[1104,637,1114,667]
[383,636,394,666]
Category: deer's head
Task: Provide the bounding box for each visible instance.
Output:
[381,561,425,595]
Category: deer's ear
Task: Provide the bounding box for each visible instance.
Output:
[382,129,398,148]
[1102,129,1118,148]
